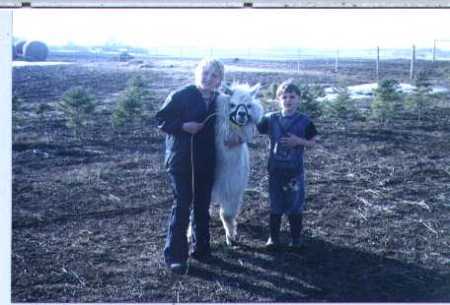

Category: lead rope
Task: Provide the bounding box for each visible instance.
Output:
[190,112,218,207]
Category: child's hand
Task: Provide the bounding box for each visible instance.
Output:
[279,133,305,147]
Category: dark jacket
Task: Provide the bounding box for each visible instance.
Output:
[155,84,217,174]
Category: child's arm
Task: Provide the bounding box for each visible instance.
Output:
[155,92,184,134]
[256,114,270,134]
[156,91,204,135]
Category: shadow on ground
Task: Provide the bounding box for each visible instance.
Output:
[188,233,450,302]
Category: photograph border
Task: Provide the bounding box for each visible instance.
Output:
[1,10,12,305]
[3,2,449,304]
[1,0,450,8]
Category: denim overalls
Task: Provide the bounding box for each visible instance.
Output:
[264,112,311,215]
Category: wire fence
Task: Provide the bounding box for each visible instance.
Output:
[145,43,450,80]
[147,45,450,60]
[40,41,450,84]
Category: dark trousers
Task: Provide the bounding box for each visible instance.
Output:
[164,170,214,265]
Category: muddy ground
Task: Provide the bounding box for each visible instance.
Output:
[11,54,450,302]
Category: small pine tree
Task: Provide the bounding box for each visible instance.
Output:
[267,82,278,100]
[370,79,402,125]
[112,75,150,130]
[58,87,96,142]
[127,74,146,89]
[298,83,324,118]
[405,70,433,122]
[325,87,361,120]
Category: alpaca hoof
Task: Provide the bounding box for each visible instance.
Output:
[225,234,240,247]
[225,236,237,247]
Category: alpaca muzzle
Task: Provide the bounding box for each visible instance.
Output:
[230,104,250,126]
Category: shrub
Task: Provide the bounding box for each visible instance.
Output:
[324,87,361,120]
[112,75,150,130]
[298,83,324,118]
[370,79,403,125]
[58,87,96,141]
[127,74,147,90]
[260,82,324,117]
[258,82,279,110]
[267,82,278,100]
[405,70,433,122]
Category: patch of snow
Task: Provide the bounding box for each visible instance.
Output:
[431,86,449,94]
[12,61,73,67]
[320,82,449,101]
[347,83,378,95]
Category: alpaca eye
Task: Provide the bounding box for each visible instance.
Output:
[246,104,252,108]
[229,103,236,108]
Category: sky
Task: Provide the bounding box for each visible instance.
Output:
[11,9,450,50]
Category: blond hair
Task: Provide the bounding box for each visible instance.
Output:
[194,58,224,87]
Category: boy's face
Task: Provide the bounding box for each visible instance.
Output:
[279,91,300,114]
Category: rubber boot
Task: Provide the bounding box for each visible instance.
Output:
[288,213,303,248]
[265,214,282,250]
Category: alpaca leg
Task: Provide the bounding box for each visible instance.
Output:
[186,210,195,243]
[187,221,193,243]
[220,208,237,246]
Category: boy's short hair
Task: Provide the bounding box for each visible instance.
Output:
[194,58,224,86]
[276,80,301,98]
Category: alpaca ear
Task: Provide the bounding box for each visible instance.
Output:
[221,84,233,96]
[250,83,261,97]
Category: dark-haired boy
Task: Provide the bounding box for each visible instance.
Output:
[257,81,318,249]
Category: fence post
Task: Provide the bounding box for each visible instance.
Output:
[376,46,380,81]
[334,49,339,73]
[297,48,301,73]
[410,44,416,80]
[432,39,436,63]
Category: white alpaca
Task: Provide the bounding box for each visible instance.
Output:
[212,83,263,246]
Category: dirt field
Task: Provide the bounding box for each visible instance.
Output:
[11,54,450,302]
